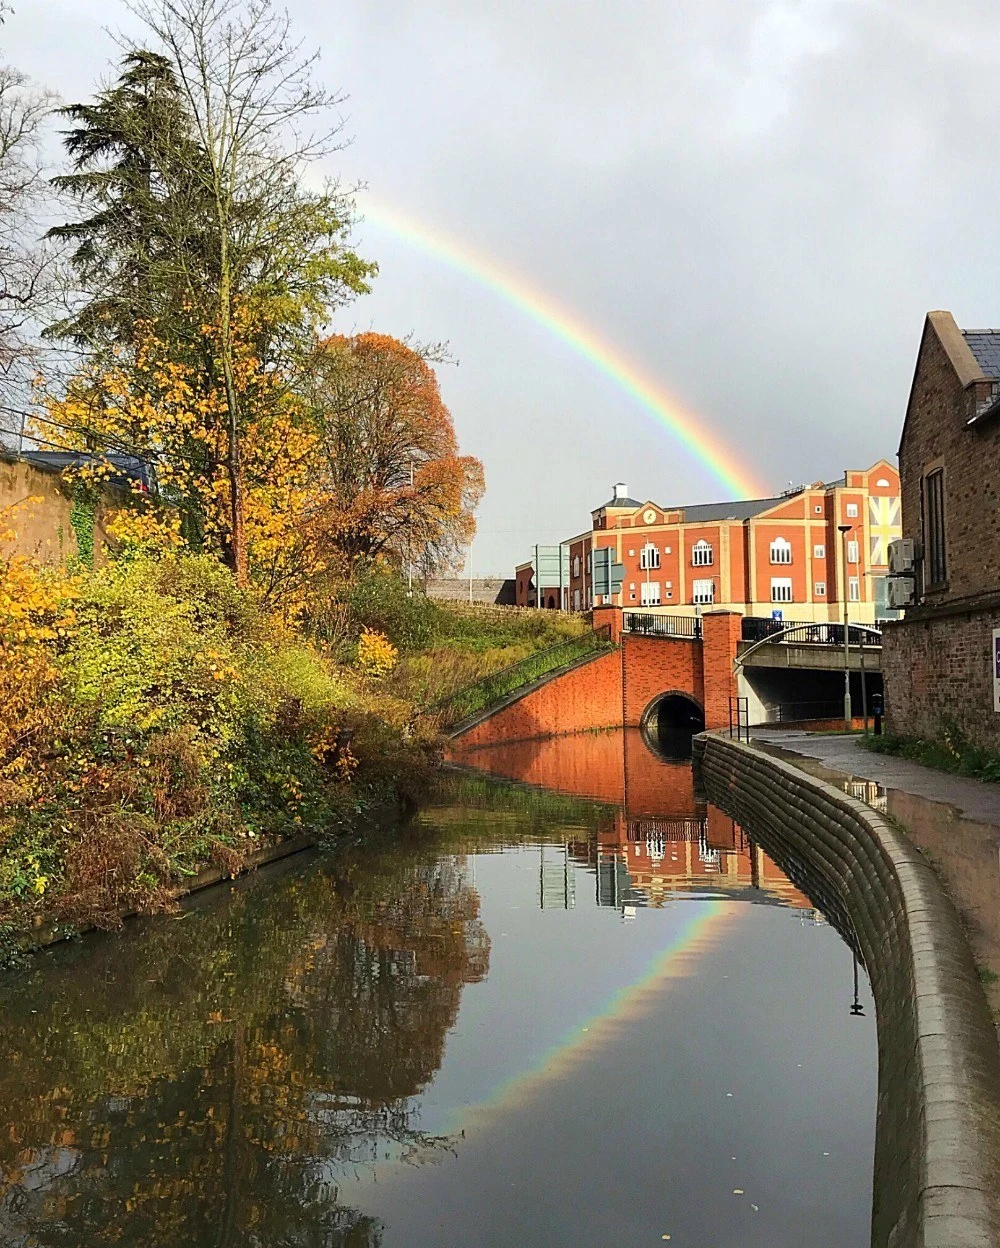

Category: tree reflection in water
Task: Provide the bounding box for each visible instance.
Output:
[0,834,490,1247]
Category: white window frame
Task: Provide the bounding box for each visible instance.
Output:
[692,578,715,605]
[849,576,860,602]
[573,589,580,611]
[573,555,580,578]
[846,503,859,518]
[639,543,660,571]
[847,540,859,564]
[769,537,792,565]
[770,577,793,603]
[814,581,826,597]
[813,544,825,559]
[640,581,661,606]
[691,540,713,567]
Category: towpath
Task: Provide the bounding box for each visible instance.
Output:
[753,729,1000,1027]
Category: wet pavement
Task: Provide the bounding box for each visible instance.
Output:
[754,730,1000,1025]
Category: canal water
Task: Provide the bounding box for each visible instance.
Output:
[0,731,876,1247]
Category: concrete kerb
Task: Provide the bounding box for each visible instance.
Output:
[693,732,1000,1248]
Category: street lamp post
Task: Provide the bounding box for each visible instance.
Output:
[838,524,853,730]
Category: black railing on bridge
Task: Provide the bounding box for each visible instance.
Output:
[623,612,702,640]
[426,625,615,730]
[740,617,881,647]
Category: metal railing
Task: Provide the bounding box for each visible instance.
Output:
[766,700,847,725]
[741,617,882,647]
[426,625,615,729]
[623,612,703,639]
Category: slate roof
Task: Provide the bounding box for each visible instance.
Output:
[963,331,1000,378]
[598,494,643,509]
[676,495,786,523]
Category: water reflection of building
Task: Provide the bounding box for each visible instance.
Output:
[570,815,820,915]
[843,776,888,813]
[457,730,823,917]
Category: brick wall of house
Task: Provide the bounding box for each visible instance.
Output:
[882,608,1000,750]
[898,318,999,604]
[881,312,1000,750]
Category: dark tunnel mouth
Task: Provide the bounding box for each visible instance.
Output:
[640,693,706,761]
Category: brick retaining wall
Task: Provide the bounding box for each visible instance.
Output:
[882,607,1000,751]
[694,733,1000,1247]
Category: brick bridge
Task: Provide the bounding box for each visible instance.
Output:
[451,607,882,751]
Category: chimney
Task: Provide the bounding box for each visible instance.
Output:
[613,482,628,501]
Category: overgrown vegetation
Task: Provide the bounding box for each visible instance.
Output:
[861,723,1000,783]
[0,0,596,940]
[0,541,585,935]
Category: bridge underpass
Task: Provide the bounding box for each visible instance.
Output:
[734,621,883,727]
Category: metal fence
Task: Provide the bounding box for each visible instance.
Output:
[426,626,615,729]
[767,701,846,724]
[623,612,702,639]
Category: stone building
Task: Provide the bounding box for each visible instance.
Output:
[882,311,1000,750]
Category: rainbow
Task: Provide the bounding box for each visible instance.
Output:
[362,200,767,500]
[441,898,737,1138]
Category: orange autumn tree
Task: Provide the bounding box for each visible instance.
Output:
[305,333,484,574]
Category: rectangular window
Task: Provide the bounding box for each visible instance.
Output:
[814,581,826,596]
[573,589,580,611]
[639,544,660,570]
[664,589,672,599]
[923,469,947,586]
[847,540,859,564]
[640,581,661,606]
[770,578,793,603]
[813,544,825,559]
[849,576,860,602]
[691,541,713,566]
[846,503,859,518]
[692,579,715,605]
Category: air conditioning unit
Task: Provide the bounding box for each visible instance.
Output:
[888,538,916,574]
[886,576,916,609]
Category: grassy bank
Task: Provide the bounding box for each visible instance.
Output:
[860,725,1000,783]
[1,548,582,939]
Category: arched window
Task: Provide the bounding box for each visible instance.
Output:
[573,555,580,578]
[769,537,792,565]
[639,543,660,570]
[691,540,713,567]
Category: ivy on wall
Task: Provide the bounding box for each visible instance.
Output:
[69,480,96,569]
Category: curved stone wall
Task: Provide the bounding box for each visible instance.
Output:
[694,734,1000,1248]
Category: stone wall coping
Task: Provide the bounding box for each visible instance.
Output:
[695,732,1000,1248]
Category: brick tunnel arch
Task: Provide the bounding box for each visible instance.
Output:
[640,690,706,760]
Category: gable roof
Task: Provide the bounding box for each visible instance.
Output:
[963,331,1000,379]
[899,311,987,453]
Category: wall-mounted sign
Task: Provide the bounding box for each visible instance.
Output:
[993,629,1000,713]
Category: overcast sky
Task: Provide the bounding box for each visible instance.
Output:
[8,0,1000,574]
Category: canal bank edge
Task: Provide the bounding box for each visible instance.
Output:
[693,733,1000,1248]
[13,796,411,957]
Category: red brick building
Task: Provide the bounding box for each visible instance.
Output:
[882,311,1000,749]
[516,464,901,625]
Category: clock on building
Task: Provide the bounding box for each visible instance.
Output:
[643,508,656,523]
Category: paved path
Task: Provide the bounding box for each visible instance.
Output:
[753,729,1000,1024]
[753,729,1000,825]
